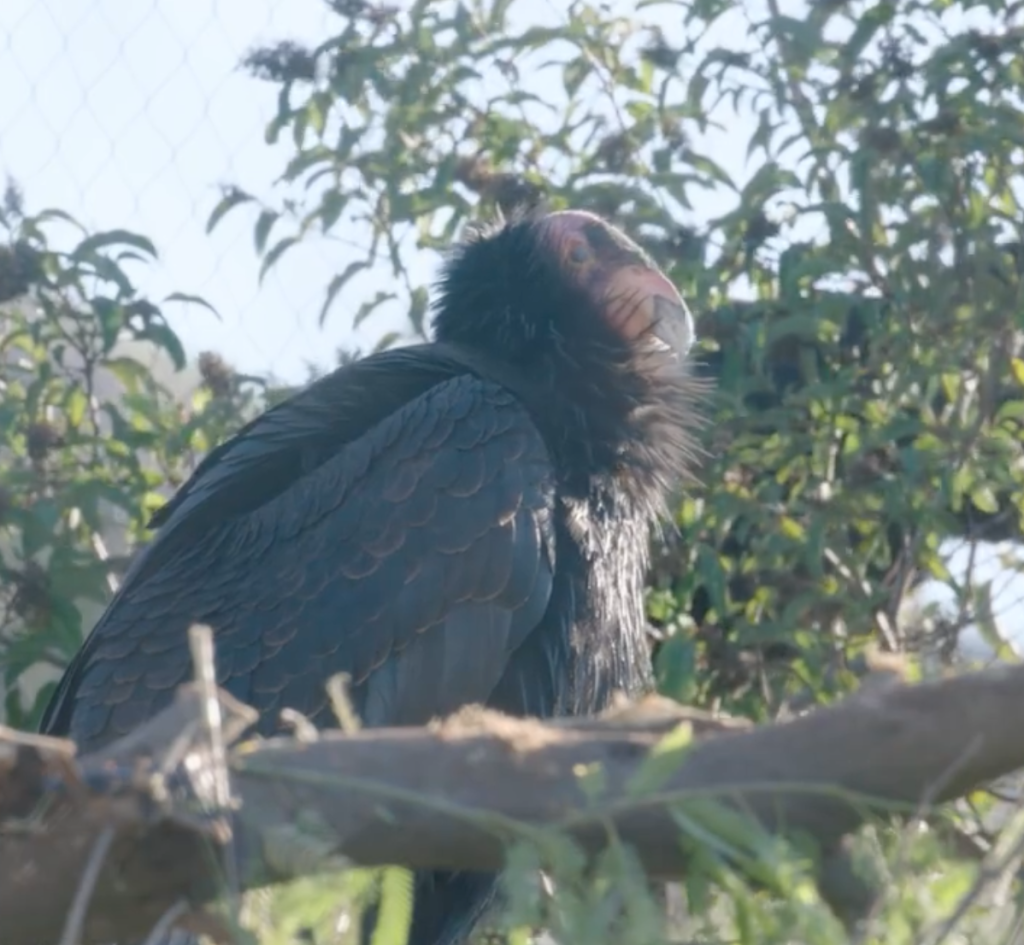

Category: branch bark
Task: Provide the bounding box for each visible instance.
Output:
[3,663,1024,945]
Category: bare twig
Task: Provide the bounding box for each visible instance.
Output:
[58,825,116,945]
[187,624,233,816]
[140,900,190,945]
[187,624,239,913]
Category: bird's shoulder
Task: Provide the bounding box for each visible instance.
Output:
[138,344,544,569]
[152,344,478,527]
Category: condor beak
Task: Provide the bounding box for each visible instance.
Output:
[535,209,696,362]
[605,264,695,362]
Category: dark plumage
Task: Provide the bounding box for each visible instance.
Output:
[40,208,700,945]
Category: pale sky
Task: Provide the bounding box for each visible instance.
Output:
[1,0,1021,656]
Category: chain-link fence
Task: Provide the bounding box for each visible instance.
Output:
[1,0,407,386]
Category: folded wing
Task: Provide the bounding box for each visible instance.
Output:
[41,370,559,746]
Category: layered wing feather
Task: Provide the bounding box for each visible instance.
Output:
[42,369,558,747]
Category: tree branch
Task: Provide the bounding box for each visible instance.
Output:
[3,663,1024,945]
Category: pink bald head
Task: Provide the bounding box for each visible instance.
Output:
[534,209,694,360]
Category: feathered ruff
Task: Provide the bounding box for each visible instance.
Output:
[433,207,708,523]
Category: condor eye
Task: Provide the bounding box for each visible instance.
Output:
[567,241,592,265]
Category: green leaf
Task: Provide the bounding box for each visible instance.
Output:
[769,14,822,63]
[254,208,280,254]
[65,387,88,428]
[746,109,776,162]
[318,260,370,327]
[371,331,401,353]
[32,207,87,235]
[72,229,158,261]
[970,485,999,514]
[258,236,301,284]
[21,498,61,557]
[138,321,187,371]
[563,55,591,98]
[655,632,698,704]
[1011,357,1024,387]
[206,188,255,234]
[370,867,414,945]
[741,161,800,204]
[353,290,397,329]
[318,190,347,232]
[680,147,735,190]
[841,4,894,65]
[779,515,806,542]
[163,292,222,321]
[91,297,124,352]
[626,721,695,797]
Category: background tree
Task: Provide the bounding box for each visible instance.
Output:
[216,0,1024,719]
[0,183,262,728]
[4,0,1024,943]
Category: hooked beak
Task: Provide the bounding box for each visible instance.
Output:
[604,265,695,363]
[534,209,696,364]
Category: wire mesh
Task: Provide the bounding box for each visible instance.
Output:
[0,0,372,385]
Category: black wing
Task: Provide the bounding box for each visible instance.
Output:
[41,368,559,747]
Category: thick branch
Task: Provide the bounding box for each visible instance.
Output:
[4,664,1024,945]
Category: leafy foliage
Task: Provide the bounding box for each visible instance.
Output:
[0,186,261,729]
[6,0,1024,942]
